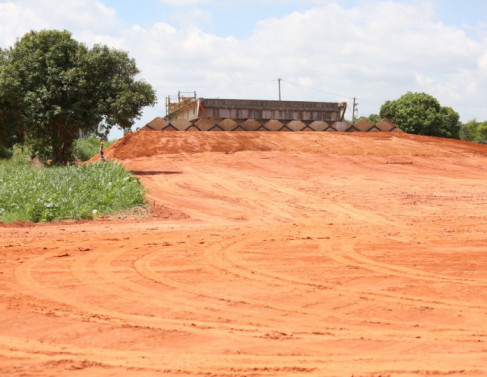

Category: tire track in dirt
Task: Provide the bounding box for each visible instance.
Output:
[134,231,487,343]
[80,247,291,334]
[1,334,485,376]
[186,168,487,314]
[14,250,263,336]
[142,159,390,227]
[239,174,396,228]
[201,232,487,342]
[14,242,339,341]
[221,235,487,313]
[137,236,375,341]
[324,240,487,287]
[0,334,317,375]
[132,242,349,335]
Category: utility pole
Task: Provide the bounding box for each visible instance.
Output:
[352,97,358,124]
[278,78,282,101]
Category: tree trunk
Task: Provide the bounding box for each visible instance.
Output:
[50,118,78,165]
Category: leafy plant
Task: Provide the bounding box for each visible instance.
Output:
[74,137,114,161]
[0,161,145,223]
[0,146,12,159]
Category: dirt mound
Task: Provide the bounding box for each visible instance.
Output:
[3,128,487,376]
[90,130,487,162]
[0,220,36,228]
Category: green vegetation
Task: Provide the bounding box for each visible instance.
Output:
[0,29,156,164]
[74,137,114,162]
[460,120,487,142]
[0,155,145,223]
[0,145,13,159]
[357,114,381,124]
[0,145,29,167]
[380,92,461,139]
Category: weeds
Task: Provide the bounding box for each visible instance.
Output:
[74,137,114,162]
[0,160,145,223]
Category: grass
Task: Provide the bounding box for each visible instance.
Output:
[74,137,114,161]
[0,154,146,223]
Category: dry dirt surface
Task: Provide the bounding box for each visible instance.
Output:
[1,131,487,377]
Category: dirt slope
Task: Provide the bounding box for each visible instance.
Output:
[93,130,487,160]
[2,131,487,377]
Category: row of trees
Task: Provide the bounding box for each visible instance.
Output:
[360,92,486,142]
[460,120,487,141]
[0,30,156,164]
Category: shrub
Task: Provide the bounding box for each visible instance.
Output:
[74,137,114,161]
[0,146,13,160]
[0,161,145,223]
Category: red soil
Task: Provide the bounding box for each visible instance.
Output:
[2,131,487,376]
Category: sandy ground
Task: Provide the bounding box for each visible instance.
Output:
[1,131,487,377]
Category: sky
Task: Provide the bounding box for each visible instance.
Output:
[1,0,486,139]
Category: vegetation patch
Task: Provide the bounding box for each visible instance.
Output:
[74,137,114,162]
[0,160,145,223]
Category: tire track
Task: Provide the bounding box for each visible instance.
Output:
[1,334,485,376]
[220,235,487,313]
[83,247,287,333]
[248,174,395,228]
[14,250,264,336]
[200,232,487,341]
[135,232,487,342]
[324,240,487,287]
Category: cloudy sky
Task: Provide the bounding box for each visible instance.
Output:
[1,0,486,138]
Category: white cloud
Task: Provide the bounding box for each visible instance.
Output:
[170,7,213,31]
[157,0,209,5]
[0,0,120,47]
[0,2,46,46]
[479,51,487,71]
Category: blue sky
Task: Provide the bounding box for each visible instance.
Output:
[1,0,486,139]
[101,0,313,39]
[102,0,487,39]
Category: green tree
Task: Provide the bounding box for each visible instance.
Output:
[380,92,460,139]
[460,119,487,141]
[0,30,156,164]
[0,48,24,150]
[358,114,381,124]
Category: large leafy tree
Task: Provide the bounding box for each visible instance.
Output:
[0,47,24,149]
[0,30,156,163]
[380,92,461,139]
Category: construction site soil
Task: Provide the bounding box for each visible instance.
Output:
[1,131,487,377]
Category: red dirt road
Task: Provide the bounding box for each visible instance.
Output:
[1,131,487,377]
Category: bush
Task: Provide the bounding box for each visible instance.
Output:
[73,137,114,162]
[0,161,145,223]
[0,146,13,160]
[0,145,29,167]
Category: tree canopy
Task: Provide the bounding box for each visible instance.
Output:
[0,30,156,163]
[379,92,461,139]
[460,119,487,142]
